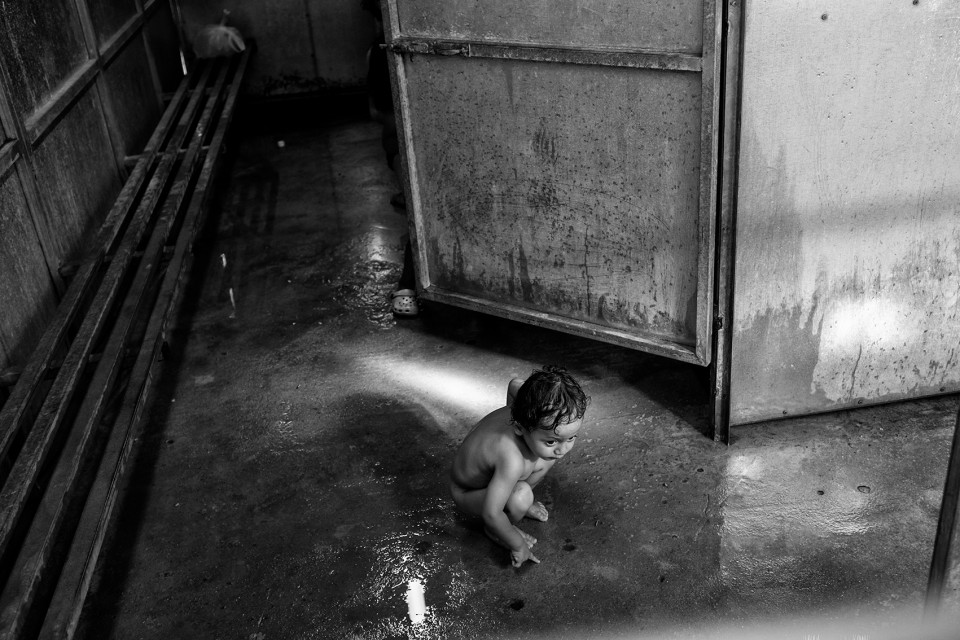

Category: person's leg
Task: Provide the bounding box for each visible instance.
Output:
[519,462,556,522]
[450,480,539,546]
[504,481,534,523]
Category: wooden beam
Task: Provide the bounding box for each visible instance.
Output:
[0,139,21,180]
[0,58,232,640]
[0,62,194,466]
[0,29,63,297]
[0,61,215,572]
[46,50,252,640]
[24,61,99,148]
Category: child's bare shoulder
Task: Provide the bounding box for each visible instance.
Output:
[472,408,524,455]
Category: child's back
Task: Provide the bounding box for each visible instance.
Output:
[450,407,521,492]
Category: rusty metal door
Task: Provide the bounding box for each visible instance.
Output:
[382,0,722,365]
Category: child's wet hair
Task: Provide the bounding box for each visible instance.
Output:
[511,365,589,432]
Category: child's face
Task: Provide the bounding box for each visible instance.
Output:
[516,417,583,461]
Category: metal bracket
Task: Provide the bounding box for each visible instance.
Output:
[386,39,471,57]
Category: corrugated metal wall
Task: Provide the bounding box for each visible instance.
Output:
[730,0,960,424]
[177,0,374,95]
[0,0,182,376]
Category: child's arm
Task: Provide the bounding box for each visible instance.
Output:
[482,458,539,567]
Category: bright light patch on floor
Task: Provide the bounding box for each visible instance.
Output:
[369,358,502,415]
[728,454,762,481]
[405,578,426,625]
[366,226,394,262]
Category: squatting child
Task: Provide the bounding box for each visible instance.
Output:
[449,365,589,567]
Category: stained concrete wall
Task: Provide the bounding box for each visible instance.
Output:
[177,0,375,96]
[729,0,960,424]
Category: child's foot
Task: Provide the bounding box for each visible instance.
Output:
[525,501,549,522]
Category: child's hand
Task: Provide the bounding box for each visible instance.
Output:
[511,544,540,568]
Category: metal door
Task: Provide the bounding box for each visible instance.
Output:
[383,0,722,365]
[729,0,960,424]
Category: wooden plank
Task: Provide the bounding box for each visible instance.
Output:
[69,0,99,59]
[99,13,147,66]
[72,0,126,181]
[0,59,233,640]
[0,60,214,571]
[0,256,102,477]
[30,91,124,267]
[0,66,197,478]
[45,51,250,640]
[0,174,59,381]
[0,37,65,298]
[25,60,99,149]
[86,0,140,50]
[0,0,89,120]
[0,140,20,181]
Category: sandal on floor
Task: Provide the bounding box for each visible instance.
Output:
[391,289,419,317]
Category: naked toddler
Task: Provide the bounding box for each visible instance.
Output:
[449,365,588,567]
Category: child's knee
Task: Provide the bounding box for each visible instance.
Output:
[506,481,533,518]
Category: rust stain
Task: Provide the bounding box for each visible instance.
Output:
[516,242,533,303]
[732,298,827,420]
[532,119,559,165]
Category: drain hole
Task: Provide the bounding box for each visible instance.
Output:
[563,544,577,552]
[857,485,871,494]
[509,599,525,611]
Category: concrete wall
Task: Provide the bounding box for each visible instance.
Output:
[177,0,375,96]
[729,0,960,424]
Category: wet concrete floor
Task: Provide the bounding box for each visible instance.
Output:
[85,117,960,639]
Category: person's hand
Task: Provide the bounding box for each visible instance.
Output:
[511,544,540,568]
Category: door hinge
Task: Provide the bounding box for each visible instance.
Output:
[387,40,471,57]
